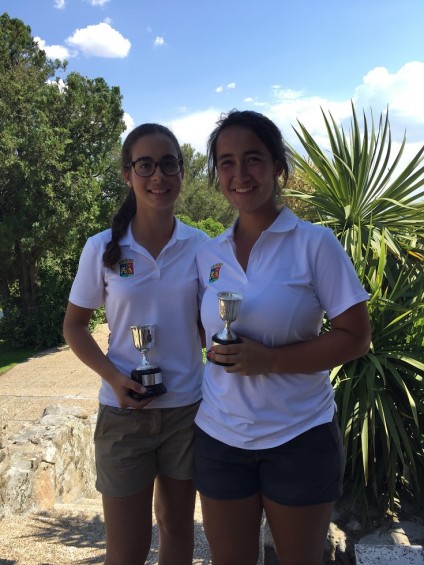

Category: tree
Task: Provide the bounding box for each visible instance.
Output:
[176,143,235,227]
[0,13,126,347]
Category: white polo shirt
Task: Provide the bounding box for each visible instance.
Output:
[195,207,369,449]
[69,219,209,408]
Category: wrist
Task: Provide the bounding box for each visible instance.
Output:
[269,346,282,373]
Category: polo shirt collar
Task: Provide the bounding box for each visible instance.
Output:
[118,217,193,250]
[220,207,299,243]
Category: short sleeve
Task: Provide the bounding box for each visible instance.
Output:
[69,236,106,309]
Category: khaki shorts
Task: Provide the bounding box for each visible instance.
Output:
[94,401,200,497]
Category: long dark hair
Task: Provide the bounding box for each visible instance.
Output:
[207,109,293,189]
[102,123,183,269]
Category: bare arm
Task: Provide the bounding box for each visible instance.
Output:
[63,302,150,408]
[197,314,206,349]
[210,301,371,375]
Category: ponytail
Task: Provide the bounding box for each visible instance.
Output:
[102,189,136,269]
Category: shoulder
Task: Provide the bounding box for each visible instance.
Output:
[87,228,112,244]
[195,231,229,271]
[175,219,211,244]
[292,217,336,245]
[81,228,112,254]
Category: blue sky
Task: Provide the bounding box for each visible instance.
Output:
[2,0,424,165]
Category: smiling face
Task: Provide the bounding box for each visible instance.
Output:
[124,133,183,214]
[215,125,281,217]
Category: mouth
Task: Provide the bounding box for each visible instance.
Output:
[148,188,169,194]
[233,187,253,193]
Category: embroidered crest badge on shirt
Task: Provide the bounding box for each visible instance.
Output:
[209,263,223,283]
[119,259,134,277]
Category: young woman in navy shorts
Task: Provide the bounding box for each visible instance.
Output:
[195,110,371,564]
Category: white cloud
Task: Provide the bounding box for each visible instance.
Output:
[245,98,268,107]
[265,72,423,185]
[272,87,305,101]
[157,61,424,172]
[89,0,110,5]
[353,61,424,142]
[122,112,136,139]
[47,78,67,92]
[154,36,165,47]
[267,93,352,148]
[216,83,236,93]
[168,109,223,154]
[54,0,65,9]
[262,62,424,160]
[34,36,73,60]
[66,23,131,58]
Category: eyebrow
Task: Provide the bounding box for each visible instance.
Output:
[133,153,178,161]
[217,149,265,161]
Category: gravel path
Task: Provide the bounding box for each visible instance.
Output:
[0,324,212,564]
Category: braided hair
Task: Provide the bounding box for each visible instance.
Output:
[102,123,183,269]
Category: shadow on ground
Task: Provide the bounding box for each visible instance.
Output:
[0,513,210,565]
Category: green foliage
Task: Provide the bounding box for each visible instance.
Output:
[177,214,225,238]
[331,229,424,520]
[0,13,126,348]
[0,254,75,348]
[176,144,235,227]
[291,103,424,258]
[281,169,317,221]
[0,340,37,375]
[291,103,424,521]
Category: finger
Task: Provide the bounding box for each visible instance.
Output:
[127,397,153,410]
[126,379,147,395]
[119,396,153,409]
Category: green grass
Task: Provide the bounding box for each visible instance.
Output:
[0,340,38,375]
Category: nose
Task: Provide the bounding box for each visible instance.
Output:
[150,163,165,180]
[234,160,250,181]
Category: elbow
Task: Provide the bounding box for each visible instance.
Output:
[356,325,372,358]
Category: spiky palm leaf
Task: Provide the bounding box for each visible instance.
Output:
[330,229,424,520]
[289,103,424,258]
[289,105,424,521]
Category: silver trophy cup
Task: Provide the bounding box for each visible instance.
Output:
[207,291,243,366]
[129,324,167,400]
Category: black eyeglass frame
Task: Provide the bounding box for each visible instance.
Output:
[128,157,183,178]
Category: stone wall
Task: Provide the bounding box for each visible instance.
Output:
[0,405,97,518]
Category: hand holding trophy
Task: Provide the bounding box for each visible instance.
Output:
[207,291,243,366]
[129,324,167,400]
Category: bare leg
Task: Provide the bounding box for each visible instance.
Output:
[200,493,263,565]
[154,474,196,565]
[102,484,154,565]
[263,495,335,565]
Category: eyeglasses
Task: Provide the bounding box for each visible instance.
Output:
[129,157,183,178]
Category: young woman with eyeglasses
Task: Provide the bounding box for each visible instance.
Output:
[63,123,209,565]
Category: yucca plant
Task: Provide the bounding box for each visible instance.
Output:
[330,228,424,521]
[288,104,424,522]
[288,102,424,260]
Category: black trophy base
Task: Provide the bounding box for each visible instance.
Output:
[207,334,243,366]
[129,369,167,400]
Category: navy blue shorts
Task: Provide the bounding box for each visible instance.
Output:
[194,418,344,506]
